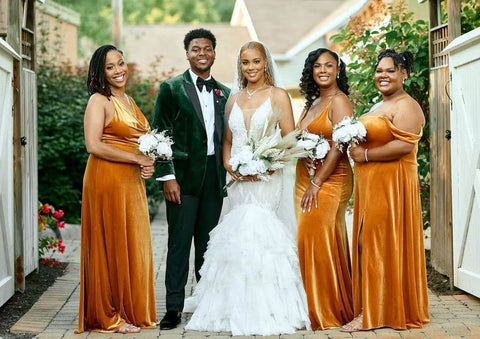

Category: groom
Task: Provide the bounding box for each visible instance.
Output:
[152,28,230,330]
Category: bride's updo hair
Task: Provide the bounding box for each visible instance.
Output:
[239,41,274,89]
[299,48,350,110]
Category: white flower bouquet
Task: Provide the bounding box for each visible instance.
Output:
[138,129,174,163]
[332,116,367,152]
[225,108,308,190]
[297,130,331,179]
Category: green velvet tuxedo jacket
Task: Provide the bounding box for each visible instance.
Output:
[152,70,230,197]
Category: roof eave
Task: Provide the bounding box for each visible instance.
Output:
[280,0,370,59]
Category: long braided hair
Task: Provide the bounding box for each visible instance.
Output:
[87,45,123,97]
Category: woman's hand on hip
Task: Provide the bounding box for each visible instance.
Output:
[301,184,320,213]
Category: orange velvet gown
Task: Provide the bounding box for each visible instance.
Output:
[77,96,157,333]
[352,115,429,330]
[295,103,354,330]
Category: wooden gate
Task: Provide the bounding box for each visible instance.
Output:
[21,69,38,276]
[0,40,20,307]
[429,22,454,280]
[445,27,480,298]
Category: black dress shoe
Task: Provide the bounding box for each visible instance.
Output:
[160,310,181,330]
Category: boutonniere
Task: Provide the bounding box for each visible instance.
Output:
[214,89,224,97]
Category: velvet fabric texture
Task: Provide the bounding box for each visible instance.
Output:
[77,97,157,333]
[352,115,429,330]
[295,102,354,330]
[152,70,230,197]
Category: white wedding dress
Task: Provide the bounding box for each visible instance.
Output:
[184,97,311,335]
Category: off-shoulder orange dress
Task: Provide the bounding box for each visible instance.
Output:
[295,102,354,330]
[77,96,157,333]
[352,115,429,330]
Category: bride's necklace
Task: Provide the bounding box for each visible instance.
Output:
[246,83,265,100]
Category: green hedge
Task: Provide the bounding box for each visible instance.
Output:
[37,62,167,223]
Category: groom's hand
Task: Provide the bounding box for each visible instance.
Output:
[164,179,181,204]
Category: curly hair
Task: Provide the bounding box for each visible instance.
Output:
[299,48,350,110]
[87,45,123,97]
[375,49,414,78]
[183,28,217,50]
[238,41,274,89]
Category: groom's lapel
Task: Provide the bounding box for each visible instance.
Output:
[183,71,206,130]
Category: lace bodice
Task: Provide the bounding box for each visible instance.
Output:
[227,97,282,210]
[228,98,273,156]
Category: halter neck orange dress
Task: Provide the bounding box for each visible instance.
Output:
[77,96,157,333]
[352,115,429,329]
[295,102,354,330]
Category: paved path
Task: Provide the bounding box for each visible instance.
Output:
[9,205,480,338]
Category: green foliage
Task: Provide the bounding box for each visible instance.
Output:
[461,0,480,34]
[37,62,89,223]
[439,0,480,33]
[54,0,235,53]
[331,1,430,227]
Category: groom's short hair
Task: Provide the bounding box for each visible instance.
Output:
[184,28,217,51]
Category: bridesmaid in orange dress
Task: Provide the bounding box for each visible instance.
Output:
[343,49,429,331]
[76,45,157,334]
[295,48,354,330]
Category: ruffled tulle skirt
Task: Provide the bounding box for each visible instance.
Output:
[184,202,311,335]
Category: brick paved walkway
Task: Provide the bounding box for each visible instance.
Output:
[9,205,480,338]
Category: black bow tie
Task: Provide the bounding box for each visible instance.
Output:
[196,77,216,93]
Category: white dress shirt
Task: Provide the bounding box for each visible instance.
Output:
[157,69,216,182]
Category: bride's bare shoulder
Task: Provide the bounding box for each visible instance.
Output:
[271,86,290,102]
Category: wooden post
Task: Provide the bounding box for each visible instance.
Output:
[448,0,461,41]
[428,0,454,288]
[112,0,122,49]
[8,0,26,292]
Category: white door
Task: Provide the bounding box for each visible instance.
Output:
[21,69,38,276]
[446,27,480,298]
[0,42,17,307]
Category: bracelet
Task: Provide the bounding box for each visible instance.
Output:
[364,148,369,162]
[310,180,321,189]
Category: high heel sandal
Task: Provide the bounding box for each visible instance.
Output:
[340,313,363,332]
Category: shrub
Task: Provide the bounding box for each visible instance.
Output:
[37,63,90,223]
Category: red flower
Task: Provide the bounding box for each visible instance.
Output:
[56,221,65,228]
[215,89,223,97]
[42,204,51,214]
[58,245,66,253]
[53,209,64,219]
[42,258,51,265]
[37,214,41,221]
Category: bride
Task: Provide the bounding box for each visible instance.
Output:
[183,41,310,335]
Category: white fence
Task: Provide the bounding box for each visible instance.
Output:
[445,27,480,298]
